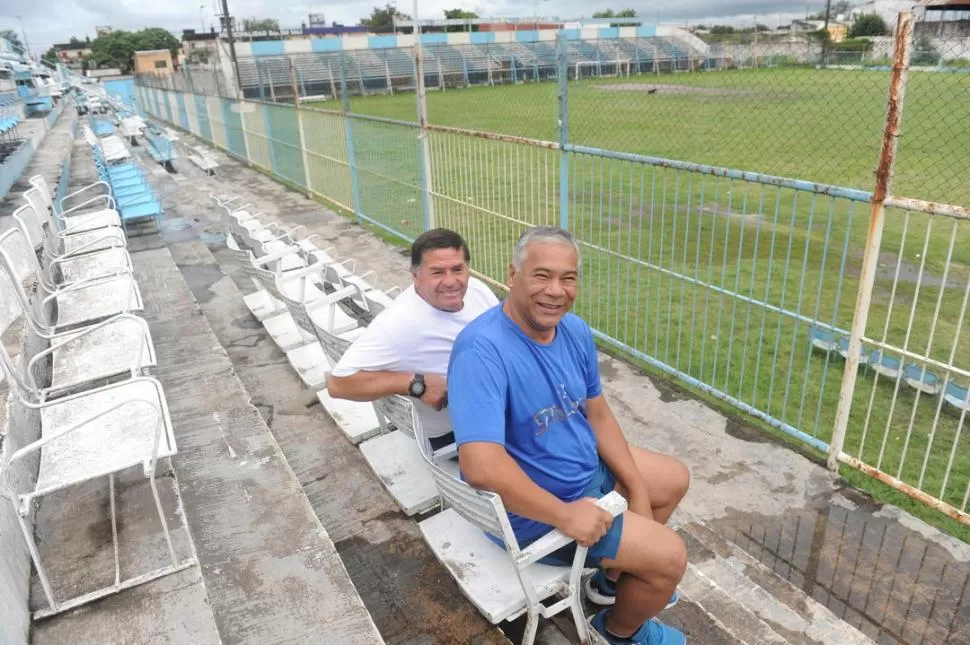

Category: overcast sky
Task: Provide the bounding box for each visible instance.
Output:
[3,0,832,53]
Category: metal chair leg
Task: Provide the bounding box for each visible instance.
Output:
[16,507,58,611]
[148,469,178,566]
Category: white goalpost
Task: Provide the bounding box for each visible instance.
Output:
[574,58,632,79]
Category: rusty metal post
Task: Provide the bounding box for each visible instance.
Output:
[828,12,913,471]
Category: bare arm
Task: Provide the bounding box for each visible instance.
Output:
[325,371,412,402]
[326,371,448,409]
[586,394,652,518]
[460,442,613,546]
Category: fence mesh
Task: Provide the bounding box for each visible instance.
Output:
[893,33,970,206]
[135,12,970,526]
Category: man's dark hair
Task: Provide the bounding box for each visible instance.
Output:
[410,228,470,271]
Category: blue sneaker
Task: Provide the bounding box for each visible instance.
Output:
[590,609,687,645]
[584,571,679,609]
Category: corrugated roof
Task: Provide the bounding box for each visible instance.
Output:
[918,0,970,9]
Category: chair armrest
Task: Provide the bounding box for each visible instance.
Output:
[515,491,628,568]
[60,194,116,217]
[253,245,301,268]
[27,314,148,386]
[58,181,111,211]
[1,398,162,505]
[304,284,359,313]
[49,228,126,258]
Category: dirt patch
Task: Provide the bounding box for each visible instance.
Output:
[597,83,757,97]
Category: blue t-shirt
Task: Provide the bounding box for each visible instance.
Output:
[447,305,602,543]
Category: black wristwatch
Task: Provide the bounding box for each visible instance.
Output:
[408,374,426,398]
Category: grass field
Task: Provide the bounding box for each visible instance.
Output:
[308,68,970,534]
[156,66,970,536]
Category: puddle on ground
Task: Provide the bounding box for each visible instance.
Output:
[178,265,224,303]
[709,488,970,644]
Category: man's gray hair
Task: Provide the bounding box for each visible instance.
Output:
[512,226,582,271]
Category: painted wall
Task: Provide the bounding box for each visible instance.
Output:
[103,78,137,109]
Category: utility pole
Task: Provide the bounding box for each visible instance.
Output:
[16,15,32,60]
[821,0,833,65]
[219,0,243,97]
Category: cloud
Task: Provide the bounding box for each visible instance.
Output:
[2,0,823,52]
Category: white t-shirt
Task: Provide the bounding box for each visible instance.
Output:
[330,277,500,438]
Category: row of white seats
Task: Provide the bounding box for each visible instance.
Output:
[0,171,194,619]
[213,195,626,645]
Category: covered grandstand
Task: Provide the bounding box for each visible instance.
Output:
[231,29,710,100]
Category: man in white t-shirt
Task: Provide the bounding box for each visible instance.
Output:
[326,228,500,450]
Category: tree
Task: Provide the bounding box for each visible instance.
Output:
[359,4,410,33]
[808,1,853,20]
[848,13,888,37]
[242,18,280,32]
[443,9,478,32]
[134,27,180,59]
[88,28,180,74]
[89,31,139,71]
[592,9,637,19]
[0,29,24,53]
[709,25,736,35]
[592,9,638,28]
[42,47,58,65]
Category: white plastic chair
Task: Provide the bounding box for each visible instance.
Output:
[413,409,626,645]
[0,265,184,617]
[12,204,133,288]
[0,227,143,333]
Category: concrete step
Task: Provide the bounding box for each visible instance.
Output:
[120,243,382,643]
[157,226,513,644]
[672,510,876,645]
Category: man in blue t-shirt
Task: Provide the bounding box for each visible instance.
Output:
[447,226,691,645]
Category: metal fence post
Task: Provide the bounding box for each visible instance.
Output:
[290,59,313,197]
[413,6,436,231]
[827,12,914,471]
[339,51,363,224]
[557,30,570,231]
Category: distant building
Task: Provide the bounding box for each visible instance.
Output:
[791,19,849,41]
[915,0,970,36]
[95,25,113,37]
[51,41,92,70]
[133,49,174,75]
[182,28,219,63]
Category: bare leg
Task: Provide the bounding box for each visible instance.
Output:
[597,512,687,637]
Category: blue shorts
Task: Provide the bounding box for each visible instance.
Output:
[537,459,624,567]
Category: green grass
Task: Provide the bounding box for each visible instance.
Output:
[307,69,970,535]
[305,69,970,538]
[155,69,970,539]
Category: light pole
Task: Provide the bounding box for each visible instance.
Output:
[15,15,32,60]
[200,5,206,31]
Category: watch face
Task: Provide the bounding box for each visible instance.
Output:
[411,380,426,397]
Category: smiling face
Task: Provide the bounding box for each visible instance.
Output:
[505,240,579,342]
[412,247,470,312]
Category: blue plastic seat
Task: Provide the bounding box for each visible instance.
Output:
[838,337,868,363]
[901,364,942,395]
[808,326,839,353]
[944,382,970,412]
[867,350,901,379]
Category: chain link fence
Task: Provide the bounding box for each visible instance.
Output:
[136,11,970,528]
